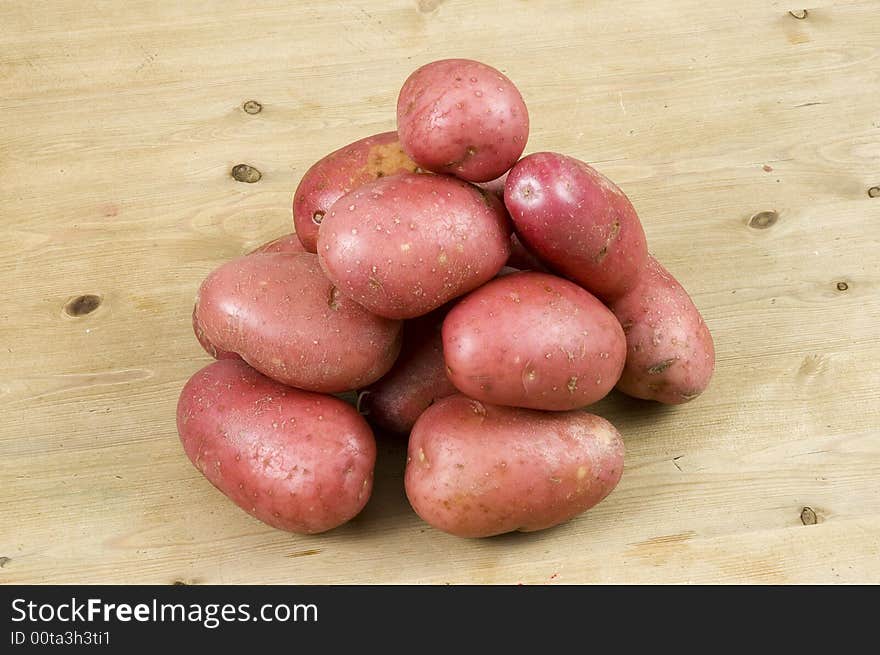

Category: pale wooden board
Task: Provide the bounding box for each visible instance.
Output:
[1,0,879,584]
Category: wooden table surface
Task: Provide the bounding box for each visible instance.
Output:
[2,0,879,584]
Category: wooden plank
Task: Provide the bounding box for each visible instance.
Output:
[1,0,878,584]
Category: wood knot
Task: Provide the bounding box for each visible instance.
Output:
[788,9,808,19]
[868,186,880,198]
[231,164,262,183]
[242,100,262,114]
[748,210,778,229]
[798,353,830,378]
[836,281,848,291]
[416,0,446,12]
[800,506,817,525]
[65,294,102,317]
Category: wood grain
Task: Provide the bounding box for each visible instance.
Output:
[1,0,878,584]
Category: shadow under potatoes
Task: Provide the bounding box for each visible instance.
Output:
[337,391,678,536]
[340,430,413,532]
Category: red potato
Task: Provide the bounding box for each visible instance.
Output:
[318,172,511,320]
[405,395,625,538]
[361,310,457,435]
[477,173,549,272]
[177,359,376,533]
[194,252,402,392]
[610,255,715,403]
[443,272,626,411]
[292,132,420,252]
[506,233,549,272]
[249,232,308,255]
[192,306,238,360]
[194,234,307,361]
[505,152,648,300]
[475,171,508,199]
[397,59,529,182]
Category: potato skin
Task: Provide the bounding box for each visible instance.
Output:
[405,395,624,538]
[249,232,308,255]
[474,171,508,199]
[610,256,715,403]
[194,252,402,392]
[193,235,308,360]
[362,310,457,434]
[476,173,548,272]
[505,152,648,300]
[397,59,529,182]
[318,172,511,319]
[177,359,376,533]
[442,272,626,410]
[192,305,239,361]
[506,233,549,272]
[292,132,420,252]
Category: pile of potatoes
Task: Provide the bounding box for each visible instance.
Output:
[177,59,715,538]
